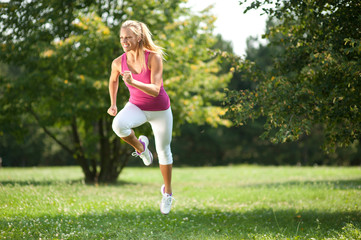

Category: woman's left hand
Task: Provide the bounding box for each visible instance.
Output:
[122,71,133,85]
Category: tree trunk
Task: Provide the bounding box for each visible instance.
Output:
[71,117,96,183]
[30,106,98,183]
[32,107,129,183]
[350,138,361,166]
[97,117,130,183]
[98,117,111,182]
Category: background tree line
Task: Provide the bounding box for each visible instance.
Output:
[222,0,361,165]
[1,0,360,182]
[0,0,231,183]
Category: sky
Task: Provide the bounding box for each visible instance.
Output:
[186,0,268,56]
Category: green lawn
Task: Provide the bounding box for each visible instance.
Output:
[0,165,360,239]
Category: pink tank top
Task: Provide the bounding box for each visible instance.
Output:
[121,51,170,111]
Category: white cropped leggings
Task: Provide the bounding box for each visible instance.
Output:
[112,102,173,165]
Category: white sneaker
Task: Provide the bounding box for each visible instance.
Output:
[160,184,174,215]
[131,135,153,166]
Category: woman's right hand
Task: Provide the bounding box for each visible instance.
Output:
[107,105,118,116]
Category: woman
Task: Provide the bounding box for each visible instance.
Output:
[107,20,174,215]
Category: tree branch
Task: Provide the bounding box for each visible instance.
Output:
[28,106,74,155]
[71,116,94,182]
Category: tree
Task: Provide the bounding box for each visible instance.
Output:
[0,0,231,182]
[225,0,361,152]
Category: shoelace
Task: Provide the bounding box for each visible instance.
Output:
[131,151,139,157]
[162,194,175,205]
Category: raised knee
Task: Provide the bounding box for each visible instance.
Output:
[112,119,131,138]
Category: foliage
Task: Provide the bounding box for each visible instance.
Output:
[171,17,356,167]
[172,18,360,167]
[225,0,361,152]
[1,166,360,239]
[156,9,232,129]
[0,1,231,181]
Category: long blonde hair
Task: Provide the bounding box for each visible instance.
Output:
[121,20,165,70]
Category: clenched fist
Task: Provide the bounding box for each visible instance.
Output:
[122,71,133,85]
[107,105,117,116]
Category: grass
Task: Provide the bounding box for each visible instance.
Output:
[0,165,360,239]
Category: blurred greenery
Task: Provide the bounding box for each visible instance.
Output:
[225,0,361,152]
[1,0,360,178]
[0,0,231,182]
[172,12,361,167]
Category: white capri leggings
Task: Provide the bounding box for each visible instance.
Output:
[112,102,173,165]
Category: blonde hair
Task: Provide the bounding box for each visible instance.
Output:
[121,20,165,70]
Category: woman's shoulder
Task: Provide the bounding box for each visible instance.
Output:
[111,55,124,72]
[112,54,124,67]
[148,51,162,63]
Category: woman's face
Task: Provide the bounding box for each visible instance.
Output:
[120,27,139,52]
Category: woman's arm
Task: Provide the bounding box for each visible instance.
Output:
[122,53,163,97]
[107,59,121,116]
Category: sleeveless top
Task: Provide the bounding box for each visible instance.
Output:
[121,51,170,111]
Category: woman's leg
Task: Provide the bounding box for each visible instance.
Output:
[112,102,147,153]
[147,108,173,194]
[159,164,172,194]
[121,129,144,153]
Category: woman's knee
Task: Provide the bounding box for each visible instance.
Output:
[112,119,131,138]
[157,147,173,165]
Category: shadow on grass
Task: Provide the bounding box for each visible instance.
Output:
[242,178,361,190]
[1,207,360,239]
[2,176,360,189]
[0,179,137,187]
